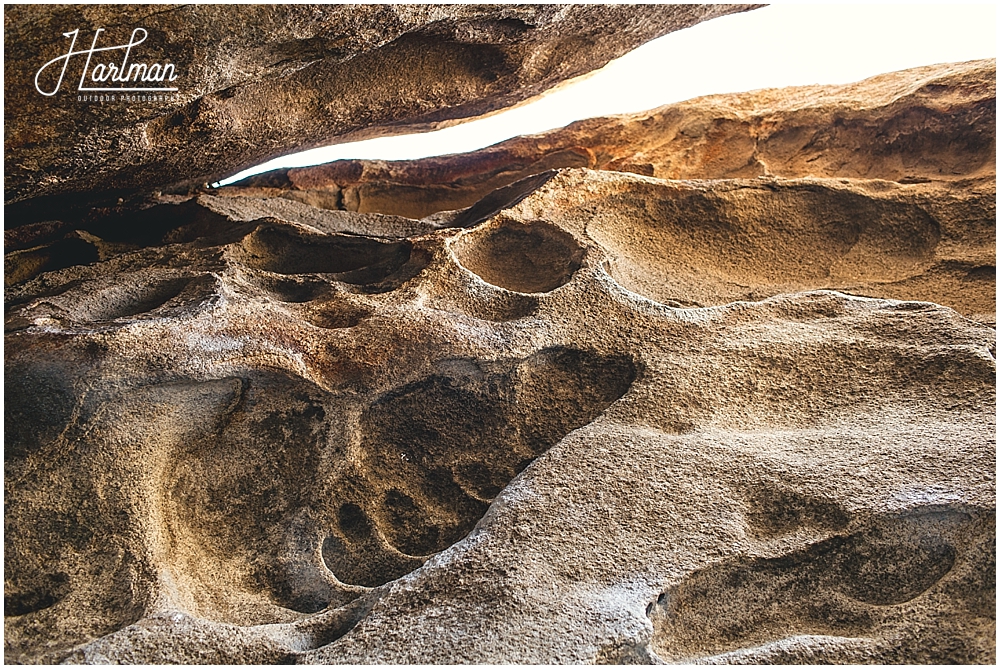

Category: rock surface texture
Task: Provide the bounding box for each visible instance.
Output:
[3,8,996,666]
[223,59,996,215]
[4,3,755,206]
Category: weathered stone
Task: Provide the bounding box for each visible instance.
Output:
[4,3,756,206]
[3,10,995,666]
[5,163,995,663]
[222,59,995,219]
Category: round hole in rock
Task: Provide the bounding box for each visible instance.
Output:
[85,276,197,322]
[304,301,373,329]
[4,234,101,288]
[965,265,995,282]
[337,503,373,542]
[4,572,70,616]
[320,533,424,589]
[239,223,412,284]
[349,347,637,567]
[457,290,539,323]
[453,219,584,294]
[261,275,330,303]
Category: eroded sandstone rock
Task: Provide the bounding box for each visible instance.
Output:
[4,164,995,663]
[3,10,995,665]
[4,3,756,206]
[220,59,995,219]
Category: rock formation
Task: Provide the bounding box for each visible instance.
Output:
[3,5,996,665]
[220,59,996,217]
[4,3,756,206]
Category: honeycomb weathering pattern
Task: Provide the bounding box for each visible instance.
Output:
[3,26,996,669]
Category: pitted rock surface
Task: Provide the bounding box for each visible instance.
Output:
[5,163,995,663]
[3,13,996,666]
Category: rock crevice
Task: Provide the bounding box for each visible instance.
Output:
[3,7,995,665]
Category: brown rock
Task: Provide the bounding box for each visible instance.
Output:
[4,3,757,205]
[4,164,995,663]
[223,59,995,219]
[3,11,995,667]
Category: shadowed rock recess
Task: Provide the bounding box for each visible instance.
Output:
[4,3,755,208]
[3,8,995,666]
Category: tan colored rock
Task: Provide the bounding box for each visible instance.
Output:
[14,154,993,324]
[4,11,996,665]
[222,59,995,218]
[3,3,756,206]
[535,171,995,324]
[4,166,995,663]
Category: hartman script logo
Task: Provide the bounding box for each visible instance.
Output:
[35,28,180,96]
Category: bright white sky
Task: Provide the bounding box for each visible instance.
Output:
[216,3,997,186]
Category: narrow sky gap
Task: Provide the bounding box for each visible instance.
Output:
[214,4,997,187]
